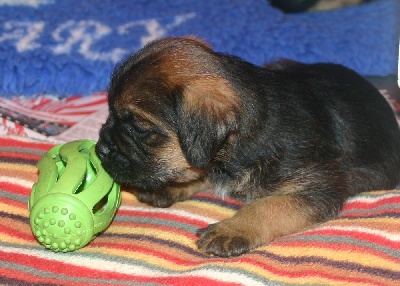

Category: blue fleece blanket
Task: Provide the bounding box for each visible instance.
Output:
[0,0,398,97]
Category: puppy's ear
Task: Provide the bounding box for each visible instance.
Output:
[176,77,240,168]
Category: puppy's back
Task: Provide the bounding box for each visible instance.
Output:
[281,61,400,193]
[234,58,400,194]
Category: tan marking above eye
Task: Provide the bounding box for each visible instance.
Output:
[133,116,155,131]
[114,102,170,131]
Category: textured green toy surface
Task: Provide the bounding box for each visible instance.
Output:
[29,140,121,252]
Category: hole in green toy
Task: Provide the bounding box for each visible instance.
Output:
[93,193,109,216]
[74,158,97,194]
[54,155,66,179]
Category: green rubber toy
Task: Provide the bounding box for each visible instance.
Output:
[29,140,121,252]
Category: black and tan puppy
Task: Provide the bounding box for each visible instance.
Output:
[96,37,400,257]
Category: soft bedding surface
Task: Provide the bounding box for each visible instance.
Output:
[1,137,400,285]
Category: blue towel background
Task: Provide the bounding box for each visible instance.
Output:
[0,0,399,98]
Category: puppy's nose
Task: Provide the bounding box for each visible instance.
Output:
[95,142,110,159]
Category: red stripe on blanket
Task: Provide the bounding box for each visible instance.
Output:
[343,197,400,210]
[0,138,54,151]
[0,224,34,242]
[1,182,32,197]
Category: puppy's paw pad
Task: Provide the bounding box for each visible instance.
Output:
[196,223,251,257]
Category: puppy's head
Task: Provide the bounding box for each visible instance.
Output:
[96,37,240,190]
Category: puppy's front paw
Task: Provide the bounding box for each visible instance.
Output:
[136,190,176,208]
[196,221,254,257]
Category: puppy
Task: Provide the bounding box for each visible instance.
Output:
[96,37,400,257]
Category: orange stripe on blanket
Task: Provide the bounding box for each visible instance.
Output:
[0,201,29,218]
[0,195,29,209]
[0,163,37,183]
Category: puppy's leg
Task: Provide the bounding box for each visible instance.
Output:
[197,185,345,257]
[134,178,208,208]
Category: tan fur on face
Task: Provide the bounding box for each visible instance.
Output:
[156,131,205,183]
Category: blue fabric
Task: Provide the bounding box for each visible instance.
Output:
[0,0,399,97]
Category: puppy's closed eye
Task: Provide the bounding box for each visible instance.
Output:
[117,110,152,133]
[141,130,167,148]
[121,116,167,148]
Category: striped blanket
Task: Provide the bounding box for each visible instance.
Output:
[1,137,400,285]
